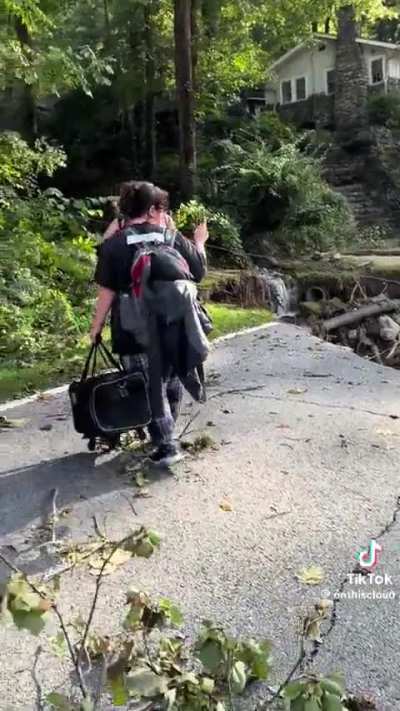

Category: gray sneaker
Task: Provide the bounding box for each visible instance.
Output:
[149,444,184,467]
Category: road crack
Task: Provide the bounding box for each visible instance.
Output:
[313,494,400,660]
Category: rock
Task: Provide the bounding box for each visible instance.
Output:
[379,315,400,342]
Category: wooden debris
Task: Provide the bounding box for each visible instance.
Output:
[307,295,400,368]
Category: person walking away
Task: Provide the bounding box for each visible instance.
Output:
[90,181,208,466]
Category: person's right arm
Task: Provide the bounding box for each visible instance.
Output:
[90,287,115,343]
[90,242,117,342]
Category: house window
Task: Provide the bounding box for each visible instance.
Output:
[296,77,307,101]
[281,80,292,104]
[371,57,384,84]
[326,69,335,95]
[388,59,400,80]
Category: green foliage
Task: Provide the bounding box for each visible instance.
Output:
[0,132,66,194]
[282,672,347,710]
[0,523,354,711]
[0,135,97,367]
[0,0,115,98]
[0,574,52,636]
[368,93,400,128]
[175,199,246,266]
[214,130,353,256]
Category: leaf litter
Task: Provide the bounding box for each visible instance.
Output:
[296,565,325,586]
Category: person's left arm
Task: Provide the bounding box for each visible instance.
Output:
[103,218,120,241]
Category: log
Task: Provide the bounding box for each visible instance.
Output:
[322,300,400,333]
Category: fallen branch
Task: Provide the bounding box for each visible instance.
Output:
[322,299,400,334]
[50,488,59,546]
[79,532,140,662]
[257,647,306,709]
[179,409,201,439]
[32,645,44,711]
[0,551,88,699]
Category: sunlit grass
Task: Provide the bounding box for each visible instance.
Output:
[0,306,272,402]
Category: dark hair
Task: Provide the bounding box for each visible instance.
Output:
[119,181,169,218]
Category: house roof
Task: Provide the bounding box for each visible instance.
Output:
[270,33,400,71]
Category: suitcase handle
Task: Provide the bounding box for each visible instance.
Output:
[81,340,123,382]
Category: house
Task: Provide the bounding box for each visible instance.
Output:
[251,34,400,129]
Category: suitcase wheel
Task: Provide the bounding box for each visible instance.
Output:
[88,437,96,451]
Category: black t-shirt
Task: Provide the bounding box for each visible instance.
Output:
[95,223,206,291]
[94,223,207,355]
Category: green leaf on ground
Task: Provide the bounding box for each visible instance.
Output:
[126,668,169,698]
[47,692,77,710]
[197,640,224,674]
[322,692,344,711]
[109,674,128,706]
[159,598,183,627]
[49,632,68,659]
[230,660,247,694]
[12,610,47,635]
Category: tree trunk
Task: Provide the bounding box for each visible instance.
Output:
[174,0,196,199]
[14,17,37,141]
[191,0,200,95]
[144,3,157,179]
[103,0,111,39]
[334,5,369,140]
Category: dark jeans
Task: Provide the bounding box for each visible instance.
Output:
[121,354,183,446]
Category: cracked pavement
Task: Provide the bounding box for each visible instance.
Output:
[1,323,400,709]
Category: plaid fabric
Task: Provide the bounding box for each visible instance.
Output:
[121,354,183,446]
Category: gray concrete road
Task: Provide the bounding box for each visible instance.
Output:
[1,323,400,710]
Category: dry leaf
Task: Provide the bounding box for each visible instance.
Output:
[296,565,325,586]
[0,416,27,429]
[287,388,307,395]
[134,487,151,498]
[89,548,132,576]
[303,599,333,642]
[219,499,233,512]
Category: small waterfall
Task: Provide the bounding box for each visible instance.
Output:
[259,268,298,317]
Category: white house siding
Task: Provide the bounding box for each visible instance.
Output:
[269,40,400,105]
[361,45,400,82]
[272,41,336,103]
[311,41,337,94]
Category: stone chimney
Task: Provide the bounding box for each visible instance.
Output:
[334,5,369,141]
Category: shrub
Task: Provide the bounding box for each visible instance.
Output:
[0,134,98,369]
[213,132,353,256]
[368,93,400,128]
[0,131,66,194]
[31,288,78,334]
[238,111,295,148]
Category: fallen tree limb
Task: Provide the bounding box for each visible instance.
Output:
[322,299,400,333]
